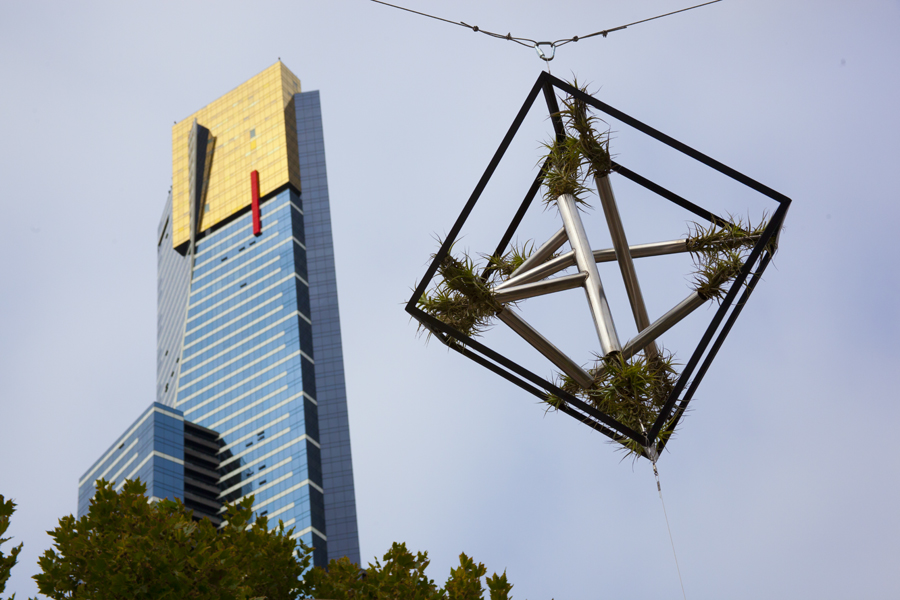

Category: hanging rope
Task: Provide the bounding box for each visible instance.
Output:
[654,462,688,600]
[370,0,724,61]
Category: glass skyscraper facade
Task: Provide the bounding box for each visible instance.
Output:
[79,63,359,568]
[77,403,185,519]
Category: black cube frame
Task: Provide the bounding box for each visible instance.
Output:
[406,72,791,461]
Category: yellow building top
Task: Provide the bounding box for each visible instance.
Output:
[171,62,302,248]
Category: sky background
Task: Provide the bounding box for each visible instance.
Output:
[1,1,899,598]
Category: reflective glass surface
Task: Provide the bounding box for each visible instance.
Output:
[171,63,303,248]
[295,91,360,565]
[174,191,327,564]
[77,403,185,518]
[157,193,191,407]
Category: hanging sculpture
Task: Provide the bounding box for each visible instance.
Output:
[407,73,790,461]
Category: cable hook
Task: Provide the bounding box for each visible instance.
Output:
[534,42,556,61]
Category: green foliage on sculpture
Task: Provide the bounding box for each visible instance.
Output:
[540,79,613,209]
[487,241,536,280]
[34,479,308,600]
[558,81,613,181]
[686,217,772,301]
[541,135,593,206]
[417,251,503,342]
[546,351,680,456]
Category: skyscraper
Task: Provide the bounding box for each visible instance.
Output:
[78,63,359,567]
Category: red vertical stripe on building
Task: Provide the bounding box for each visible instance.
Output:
[251,170,261,236]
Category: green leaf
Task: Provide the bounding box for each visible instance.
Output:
[0,495,24,598]
[32,479,311,600]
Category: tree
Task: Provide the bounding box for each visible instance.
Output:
[304,542,514,600]
[26,479,518,599]
[1,495,24,600]
[34,479,308,600]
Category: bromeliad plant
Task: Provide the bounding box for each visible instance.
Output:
[687,217,773,301]
[541,135,592,206]
[559,82,613,180]
[539,81,612,207]
[417,250,501,343]
[417,241,539,343]
[546,351,680,458]
[487,240,536,279]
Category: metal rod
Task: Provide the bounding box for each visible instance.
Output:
[494,271,587,303]
[595,174,657,360]
[449,343,625,443]
[482,160,550,281]
[549,74,793,205]
[612,162,725,226]
[497,307,593,388]
[405,75,546,314]
[655,250,774,451]
[496,250,576,291]
[556,193,621,355]
[416,305,649,445]
[649,202,788,441]
[601,239,688,261]
[620,292,706,360]
[507,226,568,280]
[498,239,688,292]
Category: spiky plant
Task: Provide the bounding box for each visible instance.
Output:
[418,251,501,344]
[559,80,613,180]
[541,135,591,207]
[686,217,773,301]
[487,240,536,279]
[686,216,770,254]
[544,351,679,457]
[692,248,746,301]
[418,237,549,345]
[540,80,617,209]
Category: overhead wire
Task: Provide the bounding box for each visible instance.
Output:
[654,463,688,600]
[370,0,723,61]
[553,0,723,47]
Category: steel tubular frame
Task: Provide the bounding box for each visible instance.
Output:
[496,307,592,388]
[496,238,690,291]
[595,173,658,360]
[557,192,622,355]
[494,271,588,303]
[496,251,577,291]
[417,308,648,445]
[406,71,791,461]
[620,292,706,361]
[504,226,568,283]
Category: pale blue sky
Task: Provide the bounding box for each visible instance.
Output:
[1,1,899,598]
